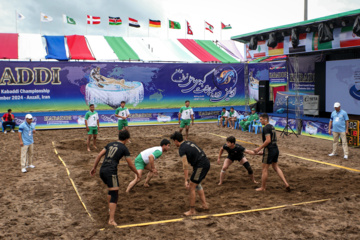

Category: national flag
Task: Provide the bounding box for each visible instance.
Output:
[87,15,101,25]
[221,22,232,30]
[187,21,193,35]
[169,20,181,29]
[247,40,267,58]
[63,14,76,25]
[312,32,332,51]
[268,42,284,56]
[109,16,122,25]
[205,21,214,33]
[129,18,140,28]
[17,12,25,21]
[149,19,161,28]
[340,26,360,48]
[41,13,53,22]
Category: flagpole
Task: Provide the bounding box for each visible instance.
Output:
[148,19,150,37]
[62,15,64,36]
[184,19,186,39]
[40,12,42,35]
[107,19,109,36]
[204,21,205,40]
[167,18,169,39]
[15,10,17,33]
[220,22,222,41]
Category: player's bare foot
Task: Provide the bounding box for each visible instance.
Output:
[255,187,266,192]
[253,180,259,184]
[285,186,291,192]
[217,182,223,185]
[108,220,117,226]
[87,148,91,152]
[201,204,209,210]
[94,146,98,149]
[143,183,150,187]
[184,210,197,216]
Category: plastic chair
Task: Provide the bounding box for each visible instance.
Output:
[250,120,263,134]
[235,115,245,130]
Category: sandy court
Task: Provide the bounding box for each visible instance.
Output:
[0,123,360,239]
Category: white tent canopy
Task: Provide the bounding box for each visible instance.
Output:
[85,35,118,61]
[18,34,47,60]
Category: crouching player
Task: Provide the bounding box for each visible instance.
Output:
[217,136,260,185]
[170,131,210,216]
[126,139,171,192]
[90,130,140,226]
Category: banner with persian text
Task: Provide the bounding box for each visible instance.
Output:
[0,62,245,113]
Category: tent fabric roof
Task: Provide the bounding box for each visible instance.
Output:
[217,40,244,61]
[44,36,68,60]
[232,8,360,43]
[141,38,201,62]
[195,40,238,63]
[85,35,118,61]
[123,37,160,61]
[66,35,95,60]
[178,39,220,62]
[170,39,202,62]
[105,36,140,61]
[18,34,47,60]
[0,33,18,59]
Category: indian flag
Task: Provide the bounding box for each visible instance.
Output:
[340,26,360,48]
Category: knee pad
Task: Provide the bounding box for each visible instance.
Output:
[196,184,203,191]
[243,162,253,175]
[108,190,119,203]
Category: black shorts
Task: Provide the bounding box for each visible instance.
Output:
[228,155,244,162]
[100,169,119,188]
[190,165,210,184]
[262,147,279,164]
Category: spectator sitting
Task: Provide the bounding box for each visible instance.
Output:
[2,109,16,134]
[240,108,259,131]
[220,108,229,128]
[228,107,239,129]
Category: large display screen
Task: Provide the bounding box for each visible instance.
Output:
[326,59,360,115]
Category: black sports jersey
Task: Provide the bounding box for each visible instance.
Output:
[100,141,130,173]
[223,144,245,161]
[179,141,209,168]
[262,124,278,149]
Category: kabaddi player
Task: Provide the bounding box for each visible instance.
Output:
[217,136,260,185]
[90,130,140,226]
[253,113,290,192]
[126,139,171,192]
[170,131,210,216]
[178,100,194,140]
[115,101,130,133]
[85,104,99,152]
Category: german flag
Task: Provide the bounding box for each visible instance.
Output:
[149,19,161,28]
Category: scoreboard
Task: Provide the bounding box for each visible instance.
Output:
[347,120,359,147]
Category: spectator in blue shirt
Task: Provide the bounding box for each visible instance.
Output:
[328,102,349,159]
[18,114,36,173]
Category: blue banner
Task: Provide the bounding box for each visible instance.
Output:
[269,61,287,87]
[0,62,245,113]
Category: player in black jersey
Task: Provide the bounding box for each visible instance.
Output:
[90,130,140,226]
[217,136,260,185]
[254,113,290,192]
[170,131,210,216]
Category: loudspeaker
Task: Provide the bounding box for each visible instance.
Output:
[258,101,273,113]
[258,81,269,102]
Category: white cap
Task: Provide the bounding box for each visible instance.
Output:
[25,114,33,119]
[334,102,341,108]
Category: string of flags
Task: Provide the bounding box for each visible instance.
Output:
[15,11,232,34]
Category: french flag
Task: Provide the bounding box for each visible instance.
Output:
[87,15,101,25]
[129,17,140,28]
